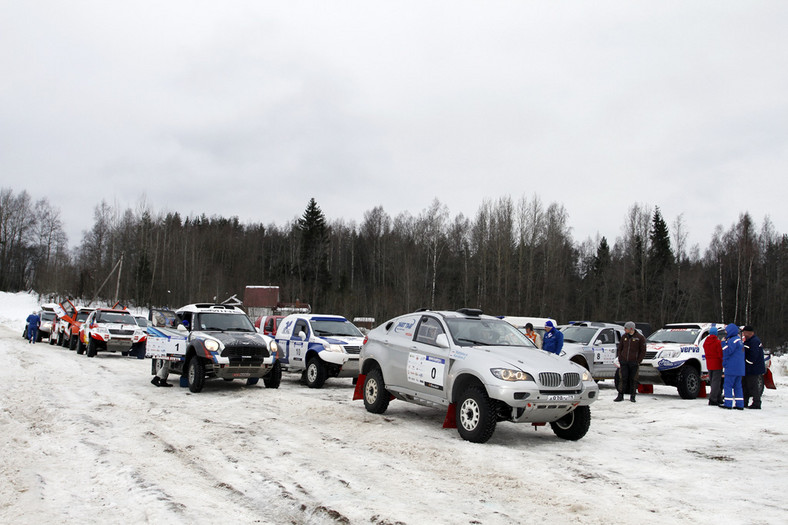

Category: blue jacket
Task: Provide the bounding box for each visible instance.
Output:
[722,323,745,376]
[744,334,766,376]
[543,327,564,355]
[26,313,40,327]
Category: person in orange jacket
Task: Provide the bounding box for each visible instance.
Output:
[703,325,723,406]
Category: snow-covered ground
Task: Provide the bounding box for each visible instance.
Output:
[1,291,787,524]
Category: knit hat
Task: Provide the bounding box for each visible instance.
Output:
[709,325,718,336]
[624,321,635,330]
[545,320,554,328]
[742,325,754,332]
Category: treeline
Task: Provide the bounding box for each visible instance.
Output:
[2,187,787,348]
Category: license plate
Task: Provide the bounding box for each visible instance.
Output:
[547,395,575,401]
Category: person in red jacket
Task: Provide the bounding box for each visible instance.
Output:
[703,325,723,406]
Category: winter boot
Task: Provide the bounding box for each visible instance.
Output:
[630,394,636,403]
[159,380,172,387]
[151,376,161,387]
[614,393,624,402]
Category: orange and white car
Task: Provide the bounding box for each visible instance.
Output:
[78,308,147,357]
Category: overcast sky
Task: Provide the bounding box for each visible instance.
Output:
[2,2,787,251]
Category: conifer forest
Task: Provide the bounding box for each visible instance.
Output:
[2,187,787,348]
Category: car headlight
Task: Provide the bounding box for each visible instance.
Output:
[325,344,345,353]
[660,349,680,359]
[582,370,591,381]
[269,340,279,357]
[490,368,534,381]
[96,327,110,336]
[204,339,220,352]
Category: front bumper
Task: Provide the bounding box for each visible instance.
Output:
[209,356,275,379]
[485,380,598,423]
[320,352,360,374]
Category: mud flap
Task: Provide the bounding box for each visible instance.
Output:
[637,384,654,394]
[179,376,188,388]
[764,369,777,390]
[352,374,366,400]
[443,403,457,428]
[698,381,708,398]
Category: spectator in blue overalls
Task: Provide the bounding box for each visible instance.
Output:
[721,323,745,410]
[25,311,40,344]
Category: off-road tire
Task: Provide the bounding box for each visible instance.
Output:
[263,361,282,389]
[305,356,327,389]
[187,357,205,393]
[87,337,97,357]
[677,365,701,399]
[363,368,390,414]
[550,405,592,441]
[456,385,497,443]
[69,334,77,350]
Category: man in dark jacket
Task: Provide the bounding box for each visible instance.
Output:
[741,325,766,409]
[542,320,563,355]
[615,321,647,403]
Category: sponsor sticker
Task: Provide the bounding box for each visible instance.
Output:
[407,353,445,390]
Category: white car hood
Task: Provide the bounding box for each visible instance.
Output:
[468,345,579,373]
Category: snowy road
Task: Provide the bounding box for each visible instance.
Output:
[1,320,787,524]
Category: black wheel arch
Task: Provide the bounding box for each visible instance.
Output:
[451,373,486,404]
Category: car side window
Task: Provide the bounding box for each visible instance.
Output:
[294,320,309,339]
[414,316,445,346]
[596,328,614,345]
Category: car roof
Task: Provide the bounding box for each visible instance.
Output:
[410,309,501,322]
[660,323,721,330]
[177,303,246,314]
[95,308,130,314]
[565,321,624,330]
[293,314,349,322]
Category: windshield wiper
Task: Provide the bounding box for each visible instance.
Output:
[457,338,488,346]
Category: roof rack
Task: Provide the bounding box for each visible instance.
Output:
[457,308,483,317]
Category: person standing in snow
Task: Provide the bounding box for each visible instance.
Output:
[703,325,724,406]
[721,323,745,410]
[741,325,765,409]
[542,320,563,355]
[25,311,40,344]
[614,321,647,403]
[524,323,542,349]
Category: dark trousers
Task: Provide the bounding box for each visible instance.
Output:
[742,374,762,408]
[708,369,723,405]
[619,362,639,396]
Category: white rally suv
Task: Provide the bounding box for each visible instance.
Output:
[274,314,364,388]
[356,308,599,443]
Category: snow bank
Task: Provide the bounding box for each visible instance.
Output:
[0,291,40,332]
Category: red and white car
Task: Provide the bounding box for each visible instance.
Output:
[78,308,147,357]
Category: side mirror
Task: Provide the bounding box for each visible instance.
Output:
[298,330,307,340]
[435,333,450,348]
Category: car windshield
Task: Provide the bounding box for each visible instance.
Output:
[647,328,700,344]
[446,318,534,347]
[195,312,255,332]
[561,326,597,344]
[135,317,148,327]
[311,319,363,337]
[41,312,56,321]
[96,312,136,325]
[76,311,91,322]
